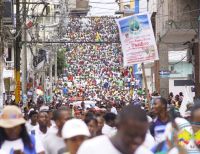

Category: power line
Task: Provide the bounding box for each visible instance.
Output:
[171,56,188,66]
[23,41,121,44]
[89,0,136,4]
[90,6,118,10]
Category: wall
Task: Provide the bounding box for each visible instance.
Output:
[167,0,198,29]
[169,78,194,99]
[169,62,193,78]
[156,0,169,39]
[156,0,198,39]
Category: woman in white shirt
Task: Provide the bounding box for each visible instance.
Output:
[0,105,44,154]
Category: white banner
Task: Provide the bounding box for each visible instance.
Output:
[116,12,159,66]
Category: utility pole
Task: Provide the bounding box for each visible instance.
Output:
[42,22,46,93]
[14,0,21,104]
[0,0,4,110]
[194,42,200,98]
[49,45,53,101]
[194,1,200,99]
[54,47,57,82]
[147,0,149,12]
[148,0,160,93]
[22,0,27,103]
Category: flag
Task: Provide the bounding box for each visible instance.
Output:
[95,32,102,42]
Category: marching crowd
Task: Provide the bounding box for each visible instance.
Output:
[65,17,120,42]
[1,94,200,154]
[61,17,144,106]
[1,17,200,154]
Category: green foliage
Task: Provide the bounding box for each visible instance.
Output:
[57,49,66,75]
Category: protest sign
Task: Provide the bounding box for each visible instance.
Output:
[116,12,159,66]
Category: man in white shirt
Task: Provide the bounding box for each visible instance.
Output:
[26,110,38,132]
[111,106,118,115]
[78,105,152,154]
[102,112,117,137]
[32,111,49,144]
[43,107,71,154]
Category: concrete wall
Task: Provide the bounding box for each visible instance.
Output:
[156,0,169,39]
[167,0,198,29]
[156,0,198,38]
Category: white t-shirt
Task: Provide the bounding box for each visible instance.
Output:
[135,145,153,154]
[48,121,58,134]
[111,107,118,115]
[77,135,153,154]
[0,136,44,153]
[26,121,38,132]
[0,149,6,154]
[102,124,117,137]
[77,135,121,154]
[33,126,50,144]
[142,131,155,150]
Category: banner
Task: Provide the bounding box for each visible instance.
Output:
[116,13,159,67]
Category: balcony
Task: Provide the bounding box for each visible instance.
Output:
[68,0,89,16]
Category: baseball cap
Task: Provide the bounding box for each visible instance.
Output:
[0,105,26,128]
[39,105,49,112]
[62,119,90,139]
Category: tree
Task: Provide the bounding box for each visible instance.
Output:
[57,48,66,76]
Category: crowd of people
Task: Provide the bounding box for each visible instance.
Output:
[56,17,145,108]
[1,16,200,154]
[65,17,120,42]
[1,94,200,154]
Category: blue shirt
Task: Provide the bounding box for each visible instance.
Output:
[150,118,169,143]
[63,87,68,95]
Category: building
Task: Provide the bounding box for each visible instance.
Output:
[116,0,198,98]
[1,0,65,102]
[155,0,198,98]
[68,0,89,16]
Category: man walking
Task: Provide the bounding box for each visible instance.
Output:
[77,105,152,154]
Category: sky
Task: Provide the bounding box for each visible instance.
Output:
[88,0,119,16]
[88,0,149,16]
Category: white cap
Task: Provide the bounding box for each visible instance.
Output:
[39,105,49,112]
[62,119,90,139]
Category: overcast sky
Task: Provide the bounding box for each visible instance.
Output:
[88,0,119,16]
[88,0,149,16]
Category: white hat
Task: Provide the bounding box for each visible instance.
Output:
[39,105,49,112]
[62,119,90,139]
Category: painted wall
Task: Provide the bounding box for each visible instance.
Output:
[169,62,193,78]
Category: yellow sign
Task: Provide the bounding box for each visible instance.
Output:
[130,0,135,9]
[15,70,21,103]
